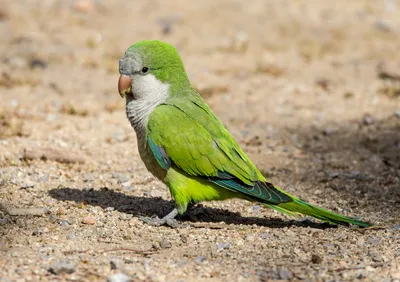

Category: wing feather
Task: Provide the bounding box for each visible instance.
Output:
[147,93,292,204]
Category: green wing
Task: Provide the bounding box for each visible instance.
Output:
[146,92,371,227]
[147,92,292,204]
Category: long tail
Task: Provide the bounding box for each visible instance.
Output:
[262,185,371,227]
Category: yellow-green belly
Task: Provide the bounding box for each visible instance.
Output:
[164,166,239,214]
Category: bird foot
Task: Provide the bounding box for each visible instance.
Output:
[139,216,182,228]
[139,208,186,228]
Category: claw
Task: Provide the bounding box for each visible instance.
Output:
[139,208,185,228]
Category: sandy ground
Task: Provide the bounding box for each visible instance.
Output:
[1,0,400,281]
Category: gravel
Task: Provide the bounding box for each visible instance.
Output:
[107,273,132,282]
[1,1,399,281]
[48,261,76,275]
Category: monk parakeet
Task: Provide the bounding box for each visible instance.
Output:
[118,40,370,228]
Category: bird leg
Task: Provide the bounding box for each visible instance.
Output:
[139,208,181,228]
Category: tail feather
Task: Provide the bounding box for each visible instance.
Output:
[263,186,371,228]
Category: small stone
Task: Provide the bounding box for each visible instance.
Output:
[195,256,205,264]
[107,273,131,282]
[322,127,335,136]
[375,19,392,33]
[48,261,76,275]
[216,242,231,250]
[57,207,67,215]
[311,254,323,264]
[29,58,47,69]
[180,234,188,243]
[110,257,124,270]
[0,218,9,225]
[121,181,132,188]
[83,173,94,182]
[108,130,128,144]
[66,233,75,240]
[245,234,256,242]
[82,216,96,225]
[20,181,35,189]
[259,233,269,239]
[365,266,376,272]
[32,227,48,236]
[73,0,96,13]
[59,220,70,227]
[160,238,172,249]
[394,110,400,119]
[277,268,293,280]
[252,205,261,213]
[39,175,48,182]
[123,185,134,192]
[327,172,340,179]
[117,175,130,184]
[362,114,376,125]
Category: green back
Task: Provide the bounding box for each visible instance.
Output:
[147,90,265,186]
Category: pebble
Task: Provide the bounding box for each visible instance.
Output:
[121,181,132,189]
[20,181,35,189]
[311,254,323,264]
[362,114,376,125]
[322,127,335,136]
[82,216,96,225]
[160,238,172,249]
[48,261,76,274]
[39,175,48,182]
[83,173,95,182]
[110,257,124,270]
[365,265,376,272]
[123,187,135,193]
[252,205,261,213]
[392,224,400,231]
[180,234,188,243]
[107,273,131,282]
[30,58,47,69]
[57,207,67,215]
[394,110,400,119]
[111,172,120,179]
[123,185,134,192]
[374,19,392,33]
[0,218,9,225]
[58,219,70,227]
[73,0,96,13]
[32,227,48,236]
[117,175,130,184]
[195,256,206,264]
[66,233,75,240]
[277,267,293,280]
[216,242,231,250]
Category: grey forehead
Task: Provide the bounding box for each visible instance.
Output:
[119,52,143,75]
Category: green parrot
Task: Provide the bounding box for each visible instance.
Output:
[118,40,370,228]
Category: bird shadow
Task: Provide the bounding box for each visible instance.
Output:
[48,187,334,230]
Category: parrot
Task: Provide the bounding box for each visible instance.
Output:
[117,40,371,228]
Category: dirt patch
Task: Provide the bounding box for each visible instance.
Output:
[1,1,399,281]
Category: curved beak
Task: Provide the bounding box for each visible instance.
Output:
[118,75,132,98]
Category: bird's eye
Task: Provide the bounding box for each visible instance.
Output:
[141,67,149,74]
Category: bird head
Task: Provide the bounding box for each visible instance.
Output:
[118,40,190,100]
